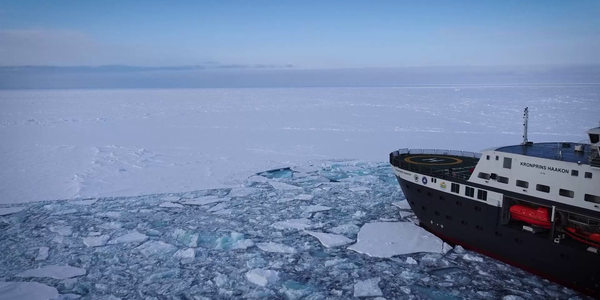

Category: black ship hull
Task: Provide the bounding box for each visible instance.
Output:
[395,175,600,298]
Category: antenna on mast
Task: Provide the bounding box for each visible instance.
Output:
[522,107,529,145]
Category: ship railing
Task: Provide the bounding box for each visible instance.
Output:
[390,148,482,161]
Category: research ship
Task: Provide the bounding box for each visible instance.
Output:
[389,108,600,297]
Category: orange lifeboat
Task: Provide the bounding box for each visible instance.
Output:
[509,205,551,228]
[565,228,600,248]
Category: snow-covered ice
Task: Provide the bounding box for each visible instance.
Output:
[348,222,450,257]
[17,265,86,280]
[0,90,594,300]
[305,231,353,248]
[137,241,177,257]
[0,282,59,300]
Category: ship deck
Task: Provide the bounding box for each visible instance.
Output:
[496,142,592,165]
[390,149,480,181]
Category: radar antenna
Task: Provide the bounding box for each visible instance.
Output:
[522,107,529,145]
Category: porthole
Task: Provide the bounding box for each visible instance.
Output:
[515,238,523,244]
[439,196,445,201]
[461,220,468,226]
[421,206,426,211]
[476,225,483,230]
[417,189,422,193]
[435,211,440,216]
[474,206,481,212]
[495,231,502,237]
[446,215,452,220]
[456,201,463,206]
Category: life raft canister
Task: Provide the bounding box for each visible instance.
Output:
[509,205,551,228]
[565,228,600,248]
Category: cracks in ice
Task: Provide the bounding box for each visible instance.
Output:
[0,161,586,300]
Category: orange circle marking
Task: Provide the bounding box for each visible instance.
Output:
[404,155,463,166]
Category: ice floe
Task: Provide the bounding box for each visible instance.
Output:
[0,207,26,216]
[108,231,148,244]
[348,222,450,257]
[159,202,183,208]
[245,269,279,286]
[173,248,195,259]
[17,265,86,280]
[305,231,353,248]
[272,218,312,230]
[35,247,49,261]
[269,181,302,190]
[49,225,72,236]
[301,205,332,213]
[181,196,226,206]
[0,281,59,300]
[391,201,411,210]
[137,241,177,257]
[256,242,296,254]
[353,277,383,297]
[83,235,110,247]
[68,199,97,206]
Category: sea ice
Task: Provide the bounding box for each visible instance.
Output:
[159,202,183,208]
[256,242,296,254]
[463,253,484,262]
[163,196,181,201]
[173,248,195,259]
[305,231,353,248]
[108,231,148,244]
[171,229,199,247]
[35,247,49,261]
[294,194,314,201]
[0,281,59,300]
[406,257,418,265]
[301,205,332,213]
[137,241,177,257]
[17,265,86,280]
[330,223,360,235]
[245,269,279,287]
[181,196,225,206]
[214,232,254,250]
[68,199,97,206]
[353,278,383,297]
[349,186,371,192]
[269,181,302,190]
[272,218,312,230]
[0,207,26,216]
[83,235,110,247]
[207,202,228,212]
[348,222,447,258]
[49,225,72,236]
[228,187,261,198]
[391,201,411,210]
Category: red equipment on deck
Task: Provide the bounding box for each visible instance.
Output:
[509,205,551,228]
[565,228,600,248]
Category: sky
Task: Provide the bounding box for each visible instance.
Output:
[1,0,600,68]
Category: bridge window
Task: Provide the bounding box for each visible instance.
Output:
[478,172,490,180]
[477,190,488,201]
[465,187,475,197]
[451,183,460,193]
[559,189,574,198]
[496,156,499,161]
[516,180,529,188]
[571,170,579,177]
[497,176,509,184]
[585,172,593,179]
[486,155,490,160]
[585,194,600,204]
[590,134,599,144]
[503,157,512,169]
[536,184,550,193]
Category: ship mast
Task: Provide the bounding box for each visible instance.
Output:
[522,107,529,145]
